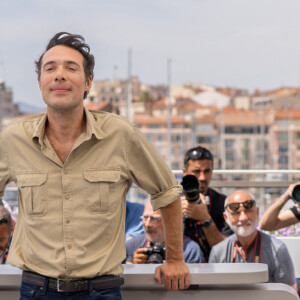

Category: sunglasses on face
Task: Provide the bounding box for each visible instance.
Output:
[225,200,256,212]
[0,219,8,225]
[185,150,213,165]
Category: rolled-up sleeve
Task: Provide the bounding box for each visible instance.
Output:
[126,125,182,211]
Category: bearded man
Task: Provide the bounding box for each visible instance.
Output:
[208,190,297,293]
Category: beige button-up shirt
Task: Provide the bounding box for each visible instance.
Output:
[0,108,182,279]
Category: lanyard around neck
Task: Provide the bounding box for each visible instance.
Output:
[231,232,261,263]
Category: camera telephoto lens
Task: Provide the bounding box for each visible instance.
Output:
[181,175,200,203]
[292,185,300,203]
[147,253,164,264]
[146,243,166,264]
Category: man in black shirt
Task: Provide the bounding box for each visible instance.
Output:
[181,146,233,261]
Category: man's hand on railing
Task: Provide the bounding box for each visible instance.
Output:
[154,260,190,291]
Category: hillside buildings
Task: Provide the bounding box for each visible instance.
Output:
[1,74,300,176]
[0,81,18,131]
[86,78,300,174]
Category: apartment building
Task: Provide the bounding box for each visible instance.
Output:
[134,115,191,170]
[221,108,272,170]
[272,110,300,173]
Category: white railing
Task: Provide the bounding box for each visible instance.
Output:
[0,264,298,300]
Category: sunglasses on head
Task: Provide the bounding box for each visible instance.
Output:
[225,199,256,212]
[185,150,213,164]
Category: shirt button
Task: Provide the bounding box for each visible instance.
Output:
[67,244,72,249]
[66,219,70,224]
[64,169,68,174]
[65,195,70,200]
[67,271,72,275]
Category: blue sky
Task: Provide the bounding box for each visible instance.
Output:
[1,0,300,106]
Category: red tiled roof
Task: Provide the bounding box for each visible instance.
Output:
[275,109,300,119]
[134,115,186,125]
[84,101,111,110]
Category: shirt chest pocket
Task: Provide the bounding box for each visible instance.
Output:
[83,169,121,214]
[16,173,47,216]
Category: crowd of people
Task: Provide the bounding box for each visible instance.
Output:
[125,146,300,295]
[0,31,299,299]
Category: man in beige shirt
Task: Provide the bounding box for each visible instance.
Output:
[0,32,189,299]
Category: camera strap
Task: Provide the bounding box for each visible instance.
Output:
[203,190,212,214]
[144,240,151,247]
[231,232,262,263]
[208,190,212,214]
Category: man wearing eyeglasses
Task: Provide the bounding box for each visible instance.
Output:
[208,189,297,293]
[0,206,13,264]
[125,201,205,264]
[181,146,233,261]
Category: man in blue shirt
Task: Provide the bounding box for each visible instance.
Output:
[125,201,204,264]
[125,201,144,240]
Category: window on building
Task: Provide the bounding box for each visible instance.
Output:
[225,139,234,148]
[171,135,181,143]
[226,151,234,161]
[196,136,216,144]
[278,146,288,153]
[195,124,213,131]
[277,132,288,142]
[149,124,160,129]
[242,150,249,161]
[277,120,289,128]
[243,139,250,148]
[241,164,249,169]
[279,155,288,165]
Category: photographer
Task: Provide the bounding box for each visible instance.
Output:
[0,206,13,264]
[125,201,204,264]
[181,146,233,261]
[259,182,300,231]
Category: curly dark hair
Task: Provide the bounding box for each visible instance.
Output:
[35,32,95,99]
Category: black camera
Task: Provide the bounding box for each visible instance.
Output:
[181,175,200,203]
[292,185,300,203]
[146,243,166,264]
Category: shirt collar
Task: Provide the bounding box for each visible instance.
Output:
[84,107,107,140]
[32,113,47,146]
[32,107,107,145]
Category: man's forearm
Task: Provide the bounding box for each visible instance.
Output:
[259,194,288,230]
[160,197,184,261]
[202,221,227,247]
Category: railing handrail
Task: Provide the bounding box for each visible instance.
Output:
[172,169,300,175]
